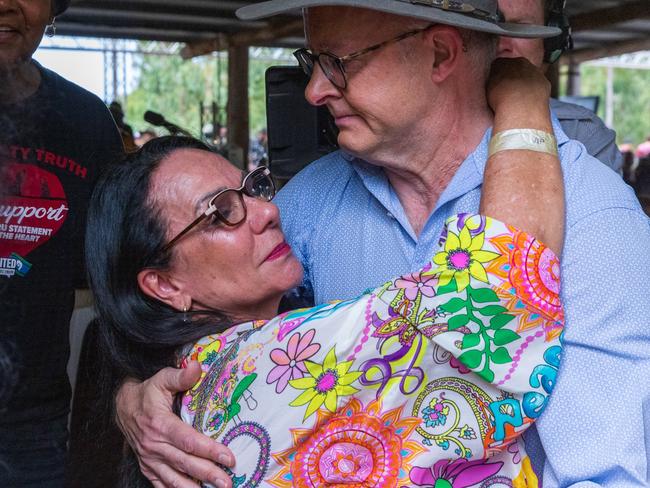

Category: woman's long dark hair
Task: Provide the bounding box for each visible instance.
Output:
[86,136,232,486]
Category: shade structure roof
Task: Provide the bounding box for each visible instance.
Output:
[57,0,650,61]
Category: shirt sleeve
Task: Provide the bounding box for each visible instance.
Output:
[535,207,650,487]
[372,213,565,461]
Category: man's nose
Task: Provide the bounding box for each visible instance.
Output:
[304,63,341,107]
[497,37,516,58]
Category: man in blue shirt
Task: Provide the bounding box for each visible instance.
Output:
[243,1,650,486]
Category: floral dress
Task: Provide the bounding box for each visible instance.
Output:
[180,214,564,488]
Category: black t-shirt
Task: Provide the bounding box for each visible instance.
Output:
[0,63,124,428]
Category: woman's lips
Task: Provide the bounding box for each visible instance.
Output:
[265,242,291,262]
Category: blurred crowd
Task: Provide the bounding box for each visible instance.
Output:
[620,135,650,213]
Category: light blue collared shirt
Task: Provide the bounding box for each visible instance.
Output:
[275,116,650,486]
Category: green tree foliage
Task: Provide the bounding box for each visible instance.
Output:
[124,46,293,138]
[581,65,650,145]
[125,52,227,137]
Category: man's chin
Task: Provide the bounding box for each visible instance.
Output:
[337,131,375,160]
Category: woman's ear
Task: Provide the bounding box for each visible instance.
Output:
[423,25,464,83]
[137,268,190,311]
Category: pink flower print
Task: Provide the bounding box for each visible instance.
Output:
[266,329,320,393]
[410,458,503,487]
[394,271,437,301]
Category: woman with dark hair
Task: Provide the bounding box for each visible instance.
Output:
[88,64,567,487]
[86,137,222,384]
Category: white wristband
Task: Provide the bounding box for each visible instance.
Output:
[489,129,558,158]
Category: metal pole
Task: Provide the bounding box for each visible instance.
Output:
[566,57,581,96]
[605,65,614,127]
[227,45,249,169]
[111,40,118,102]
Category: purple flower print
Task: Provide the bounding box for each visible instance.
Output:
[410,458,503,487]
[266,329,320,393]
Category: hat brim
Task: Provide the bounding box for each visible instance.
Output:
[236,0,561,39]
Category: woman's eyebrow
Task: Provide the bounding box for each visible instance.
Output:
[195,186,227,212]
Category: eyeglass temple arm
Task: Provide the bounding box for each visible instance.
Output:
[160,212,210,254]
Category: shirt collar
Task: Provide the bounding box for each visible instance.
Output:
[347,112,569,221]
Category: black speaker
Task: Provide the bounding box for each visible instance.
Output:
[265,66,338,181]
[544,0,573,64]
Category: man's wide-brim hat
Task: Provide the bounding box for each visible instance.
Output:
[237,0,561,38]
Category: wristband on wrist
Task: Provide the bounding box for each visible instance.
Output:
[489,129,558,158]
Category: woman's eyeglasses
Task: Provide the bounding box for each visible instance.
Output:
[161,166,275,253]
[293,25,433,89]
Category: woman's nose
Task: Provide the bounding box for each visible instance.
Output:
[304,63,341,107]
[246,196,280,234]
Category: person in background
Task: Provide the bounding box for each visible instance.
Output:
[635,134,650,161]
[136,128,158,147]
[619,140,637,187]
[0,0,124,486]
[248,128,268,171]
[109,100,137,152]
[497,0,624,173]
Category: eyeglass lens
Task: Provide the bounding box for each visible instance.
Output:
[244,169,275,201]
[212,169,275,225]
[295,50,345,89]
[212,190,246,226]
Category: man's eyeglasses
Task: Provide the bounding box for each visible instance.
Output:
[293,25,433,89]
[161,166,275,253]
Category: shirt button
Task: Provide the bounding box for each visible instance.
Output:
[387,212,394,219]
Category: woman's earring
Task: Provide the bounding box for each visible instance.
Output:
[182,305,191,324]
[45,18,57,38]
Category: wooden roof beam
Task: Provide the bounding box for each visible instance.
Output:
[563,37,650,64]
[570,1,650,32]
[181,19,304,59]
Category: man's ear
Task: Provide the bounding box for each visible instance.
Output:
[423,25,464,83]
[137,268,189,311]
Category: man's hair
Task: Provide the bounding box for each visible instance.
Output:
[543,0,561,23]
[399,17,497,82]
[459,29,498,81]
